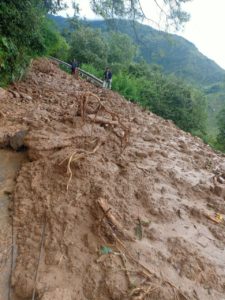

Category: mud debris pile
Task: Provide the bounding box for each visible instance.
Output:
[0,59,225,300]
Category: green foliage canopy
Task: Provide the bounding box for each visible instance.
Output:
[217,107,225,150]
[69,27,108,68]
[107,31,137,65]
[0,0,68,85]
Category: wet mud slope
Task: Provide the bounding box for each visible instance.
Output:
[0,59,225,300]
[0,150,27,300]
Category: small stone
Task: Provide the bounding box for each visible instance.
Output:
[135,151,148,158]
[141,217,151,227]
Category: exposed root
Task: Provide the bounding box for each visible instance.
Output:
[119,252,132,289]
[80,92,130,150]
[60,139,102,191]
[97,212,189,300]
[130,285,161,299]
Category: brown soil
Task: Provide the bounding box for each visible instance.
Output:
[0,58,225,300]
[0,149,27,300]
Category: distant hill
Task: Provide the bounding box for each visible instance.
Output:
[49,15,225,88]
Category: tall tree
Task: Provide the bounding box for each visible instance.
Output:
[107,31,137,64]
[0,0,67,85]
[69,27,108,68]
[217,107,225,150]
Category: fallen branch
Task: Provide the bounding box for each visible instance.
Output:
[81,92,130,150]
[60,139,102,191]
[99,214,189,300]
[97,198,134,241]
[119,252,132,289]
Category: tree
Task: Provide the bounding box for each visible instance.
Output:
[40,19,69,61]
[107,31,137,65]
[69,27,108,68]
[0,0,67,85]
[217,107,225,150]
[131,69,207,134]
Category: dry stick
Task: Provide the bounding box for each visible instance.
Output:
[107,226,188,300]
[31,218,46,300]
[119,252,132,288]
[97,198,134,241]
[97,208,111,226]
[63,139,102,191]
[84,92,130,149]
[140,285,161,299]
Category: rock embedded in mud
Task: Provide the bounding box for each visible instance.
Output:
[20,92,33,101]
[135,150,148,158]
[9,130,28,150]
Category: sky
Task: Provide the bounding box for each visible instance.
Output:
[60,0,225,70]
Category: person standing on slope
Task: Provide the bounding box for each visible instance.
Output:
[103,67,112,89]
[71,59,79,79]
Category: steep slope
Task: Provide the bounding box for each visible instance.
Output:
[0,59,225,300]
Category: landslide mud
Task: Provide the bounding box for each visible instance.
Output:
[0,59,225,299]
[0,150,27,300]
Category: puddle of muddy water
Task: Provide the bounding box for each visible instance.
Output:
[0,149,27,300]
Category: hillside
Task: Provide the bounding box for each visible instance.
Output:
[49,16,225,87]
[0,59,225,299]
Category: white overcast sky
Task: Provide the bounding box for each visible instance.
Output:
[60,0,225,70]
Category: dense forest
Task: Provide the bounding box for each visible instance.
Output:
[0,0,225,151]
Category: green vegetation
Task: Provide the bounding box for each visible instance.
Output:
[0,0,68,86]
[216,106,225,151]
[84,19,225,87]
[69,27,108,68]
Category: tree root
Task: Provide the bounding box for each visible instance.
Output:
[80,92,130,150]
[60,138,102,191]
[97,211,189,300]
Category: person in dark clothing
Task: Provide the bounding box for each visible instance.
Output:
[71,59,79,79]
[103,67,112,89]
[71,59,77,75]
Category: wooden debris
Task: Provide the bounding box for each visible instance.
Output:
[97,198,134,241]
